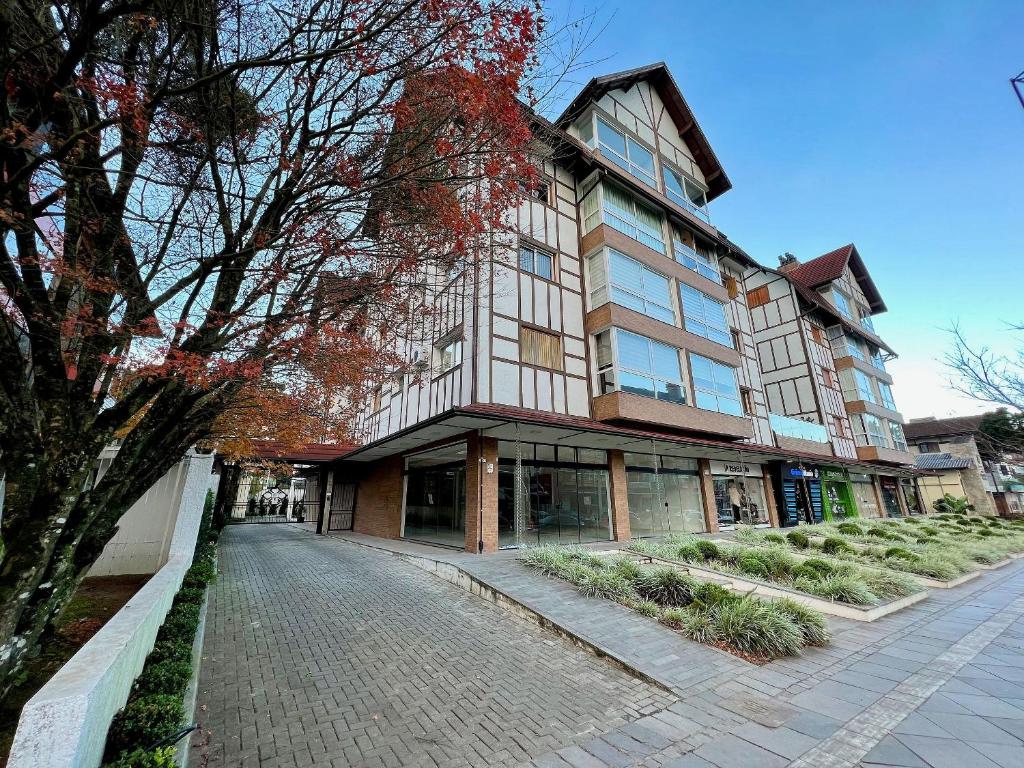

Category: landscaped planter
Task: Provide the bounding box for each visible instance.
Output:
[715,539,979,590]
[636,553,928,622]
[802,533,1015,574]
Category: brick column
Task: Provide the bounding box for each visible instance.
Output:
[607,450,631,542]
[465,434,499,553]
[762,466,781,528]
[698,459,720,533]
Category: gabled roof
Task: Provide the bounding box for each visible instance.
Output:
[554,62,732,202]
[904,415,986,441]
[914,452,972,471]
[786,243,887,314]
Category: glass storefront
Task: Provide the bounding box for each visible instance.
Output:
[900,478,922,515]
[821,468,856,520]
[497,443,611,547]
[709,461,768,528]
[778,464,824,527]
[624,454,705,537]
[404,462,467,547]
[879,476,903,517]
[850,473,881,518]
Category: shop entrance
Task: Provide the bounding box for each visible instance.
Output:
[821,469,855,520]
[879,477,903,517]
[624,455,705,537]
[779,464,823,527]
[402,443,467,548]
[709,460,769,529]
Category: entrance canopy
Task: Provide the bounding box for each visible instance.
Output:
[334,403,920,478]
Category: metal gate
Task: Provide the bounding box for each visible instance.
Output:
[228,473,301,524]
[327,480,356,531]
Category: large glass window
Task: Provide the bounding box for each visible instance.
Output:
[624,455,705,537]
[679,284,731,347]
[690,354,742,416]
[672,226,721,283]
[601,184,666,254]
[713,474,768,527]
[889,421,908,452]
[854,413,889,448]
[436,336,463,374]
[596,117,657,188]
[599,329,685,404]
[663,165,711,223]
[850,474,880,517]
[404,464,466,547]
[591,249,675,323]
[497,443,610,547]
[878,380,897,411]
[858,306,876,333]
[831,289,853,319]
[846,368,877,404]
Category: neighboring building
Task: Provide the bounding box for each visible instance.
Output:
[325,63,923,553]
[744,245,918,522]
[904,415,1019,516]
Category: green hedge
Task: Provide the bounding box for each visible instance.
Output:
[102,490,218,765]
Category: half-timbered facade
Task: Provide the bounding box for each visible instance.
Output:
[325,63,922,551]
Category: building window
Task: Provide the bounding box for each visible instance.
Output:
[746,285,769,308]
[829,327,865,361]
[822,368,837,389]
[854,413,889,448]
[679,284,731,347]
[889,421,908,452]
[690,354,742,416]
[841,368,877,404]
[741,387,755,415]
[371,386,382,412]
[662,164,711,223]
[831,289,853,320]
[858,306,876,334]
[595,116,657,188]
[870,348,887,372]
[810,325,825,345]
[731,328,742,350]
[918,441,941,453]
[589,248,675,323]
[878,380,897,411]
[588,183,666,254]
[519,243,554,280]
[521,327,562,370]
[672,226,721,283]
[833,415,848,438]
[596,328,685,404]
[436,335,463,373]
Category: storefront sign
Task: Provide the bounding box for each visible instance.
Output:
[709,460,763,478]
[782,462,819,480]
[820,468,848,482]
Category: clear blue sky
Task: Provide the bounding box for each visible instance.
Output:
[542,0,1024,418]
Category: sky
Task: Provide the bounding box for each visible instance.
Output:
[541,0,1024,419]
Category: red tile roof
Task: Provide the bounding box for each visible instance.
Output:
[249,440,357,464]
[786,244,855,288]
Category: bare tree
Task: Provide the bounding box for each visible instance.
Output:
[945,322,1024,412]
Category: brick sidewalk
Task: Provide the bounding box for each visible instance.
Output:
[191,526,674,768]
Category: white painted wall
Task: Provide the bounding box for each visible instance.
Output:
[8,451,215,768]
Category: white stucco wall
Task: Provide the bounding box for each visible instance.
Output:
[8,450,215,768]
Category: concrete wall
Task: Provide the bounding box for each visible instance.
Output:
[9,451,214,768]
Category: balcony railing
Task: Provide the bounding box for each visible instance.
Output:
[770,413,829,443]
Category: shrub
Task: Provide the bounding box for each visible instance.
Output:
[105,695,185,760]
[576,570,634,601]
[867,528,904,542]
[920,526,940,536]
[773,598,831,646]
[659,607,687,629]
[133,659,192,697]
[884,547,918,561]
[786,530,810,549]
[791,564,822,582]
[563,547,607,570]
[182,559,216,589]
[822,537,854,555]
[693,540,721,561]
[147,639,192,666]
[103,747,178,768]
[634,567,697,607]
[521,547,569,576]
[690,581,736,609]
[679,610,720,644]
[863,570,920,599]
[672,543,703,563]
[977,528,995,537]
[752,547,798,578]
[763,533,787,546]
[798,574,878,605]
[737,554,770,580]
[558,563,592,585]
[903,517,921,524]
[836,522,863,535]
[156,604,201,643]
[802,558,837,576]
[916,536,939,545]
[713,598,803,658]
[610,557,643,582]
[174,587,206,607]
[633,600,661,618]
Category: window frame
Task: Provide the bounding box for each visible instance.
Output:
[888,420,908,452]
[878,380,897,411]
[601,248,676,324]
[520,325,563,371]
[672,226,721,283]
[854,413,889,448]
[689,353,743,416]
[746,285,770,308]
[518,242,555,281]
[596,328,686,405]
[436,334,463,375]
[679,283,732,347]
[662,163,711,223]
[830,288,853,320]
[597,183,666,254]
[594,115,658,189]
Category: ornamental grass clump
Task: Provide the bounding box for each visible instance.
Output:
[795,574,878,606]
[520,546,570,576]
[714,598,804,658]
[862,569,919,599]
[679,610,720,644]
[577,569,635,601]
[774,598,831,646]
[836,522,863,536]
[634,567,698,607]
[786,530,810,549]
[822,537,854,555]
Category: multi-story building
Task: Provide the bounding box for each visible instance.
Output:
[323,63,922,552]
[904,415,1021,516]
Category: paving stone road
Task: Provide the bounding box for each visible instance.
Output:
[192,525,1024,768]
[191,525,674,768]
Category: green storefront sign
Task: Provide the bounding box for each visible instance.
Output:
[821,467,856,520]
